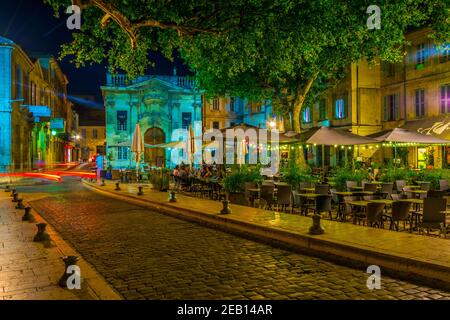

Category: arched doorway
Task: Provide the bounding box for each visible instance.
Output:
[144,127,165,167]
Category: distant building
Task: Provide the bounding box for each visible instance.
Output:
[294,28,450,169]
[101,74,201,169]
[0,36,77,172]
[75,103,106,162]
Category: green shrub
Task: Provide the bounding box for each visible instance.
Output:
[281,163,317,190]
[222,165,263,193]
[332,166,369,191]
[418,169,443,190]
[380,165,417,183]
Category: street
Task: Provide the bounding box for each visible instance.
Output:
[12,178,450,300]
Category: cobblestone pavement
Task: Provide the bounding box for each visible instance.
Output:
[17,179,450,300]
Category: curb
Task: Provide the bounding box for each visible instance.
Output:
[83,180,450,290]
[19,193,122,300]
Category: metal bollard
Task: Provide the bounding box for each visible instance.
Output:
[308,214,325,235]
[12,193,19,203]
[101,179,105,186]
[220,200,232,214]
[168,191,177,203]
[137,186,144,196]
[22,207,35,222]
[115,182,121,191]
[59,256,79,288]
[4,185,10,192]
[33,223,51,242]
[15,198,25,209]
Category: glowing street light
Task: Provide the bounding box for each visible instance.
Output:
[51,131,57,136]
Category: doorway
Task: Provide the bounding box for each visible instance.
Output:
[144,127,165,167]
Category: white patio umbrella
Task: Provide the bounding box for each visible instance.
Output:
[187,125,195,167]
[131,123,145,178]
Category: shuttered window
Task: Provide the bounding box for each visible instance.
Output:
[383,93,400,121]
[415,89,425,118]
[441,85,450,113]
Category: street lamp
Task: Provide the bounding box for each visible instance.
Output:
[268,121,276,129]
[51,130,57,136]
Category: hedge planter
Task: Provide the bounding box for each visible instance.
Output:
[227,192,247,206]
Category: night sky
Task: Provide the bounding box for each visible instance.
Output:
[0,0,188,105]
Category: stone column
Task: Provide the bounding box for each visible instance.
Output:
[0,43,13,173]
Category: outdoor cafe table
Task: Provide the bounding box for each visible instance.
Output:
[300,187,315,193]
[399,198,423,211]
[408,190,428,198]
[405,185,420,189]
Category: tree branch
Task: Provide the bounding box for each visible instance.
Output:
[72,0,227,49]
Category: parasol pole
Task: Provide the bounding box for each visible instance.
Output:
[321,144,325,182]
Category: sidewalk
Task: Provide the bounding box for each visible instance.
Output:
[0,190,121,300]
[84,180,450,289]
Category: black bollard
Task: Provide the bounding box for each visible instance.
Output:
[101,179,105,186]
[115,182,121,191]
[59,256,79,288]
[137,186,144,196]
[220,200,232,214]
[168,191,177,203]
[12,193,19,203]
[308,214,325,235]
[15,198,25,209]
[33,223,51,242]
[4,185,10,192]
[22,207,35,222]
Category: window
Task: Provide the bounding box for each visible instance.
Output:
[439,43,450,63]
[182,112,192,129]
[441,85,450,113]
[117,146,128,160]
[415,89,425,118]
[212,121,220,129]
[416,43,426,65]
[318,100,327,120]
[212,98,220,111]
[250,101,262,113]
[334,98,346,119]
[15,64,22,99]
[92,129,98,139]
[229,97,235,112]
[383,93,400,121]
[81,128,87,139]
[302,107,312,123]
[117,111,128,131]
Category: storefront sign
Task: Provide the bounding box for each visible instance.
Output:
[417,119,450,136]
[50,118,65,131]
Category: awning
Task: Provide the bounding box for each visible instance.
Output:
[369,127,450,144]
[403,115,450,140]
[296,127,378,146]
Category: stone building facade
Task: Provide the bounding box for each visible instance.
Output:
[0,36,77,172]
[296,28,450,169]
[101,74,201,169]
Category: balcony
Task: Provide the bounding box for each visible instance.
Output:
[106,73,197,90]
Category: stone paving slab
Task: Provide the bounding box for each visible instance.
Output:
[84,180,450,288]
[0,191,121,300]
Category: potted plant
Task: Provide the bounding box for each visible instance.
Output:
[222,165,263,205]
[150,168,170,191]
[331,166,369,191]
[281,163,317,191]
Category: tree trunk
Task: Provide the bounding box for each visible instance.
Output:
[292,76,317,133]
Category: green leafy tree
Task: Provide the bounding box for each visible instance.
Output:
[45,0,449,132]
